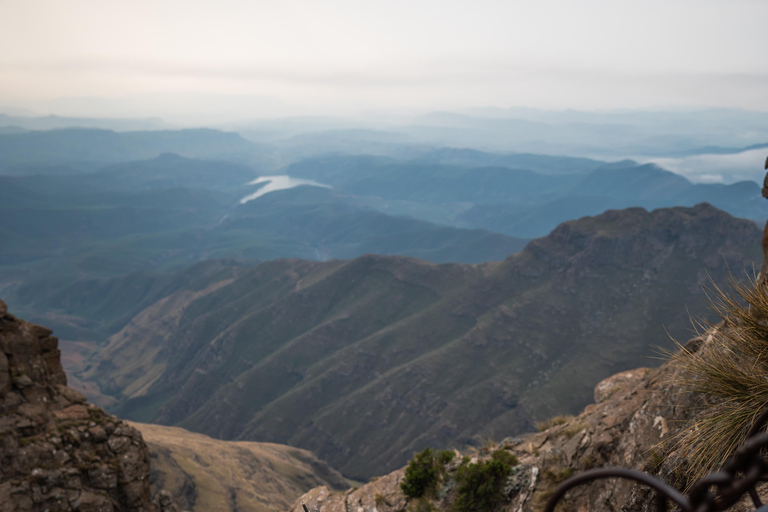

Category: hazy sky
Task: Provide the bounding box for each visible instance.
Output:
[2,0,767,118]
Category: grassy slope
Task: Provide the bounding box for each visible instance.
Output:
[129,422,348,512]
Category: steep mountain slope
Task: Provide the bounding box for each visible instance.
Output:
[77,204,762,480]
[290,358,703,512]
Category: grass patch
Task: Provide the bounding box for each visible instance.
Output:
[562,422,587,439]
[533,465,575,511]
[535,415,574,432]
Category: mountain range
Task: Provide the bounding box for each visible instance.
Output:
[57,204,762,480]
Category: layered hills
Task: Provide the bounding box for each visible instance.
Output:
[0,152,529,338]
[286,155,766,238]
[70,204,762,480]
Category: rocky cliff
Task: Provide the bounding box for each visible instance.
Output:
[0,298,159,512]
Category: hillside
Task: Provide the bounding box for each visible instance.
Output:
[290,312,768,512]
[69,203,762,480]
[290,354,703,512]
[131,422,348,512]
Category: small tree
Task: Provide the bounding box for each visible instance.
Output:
[401,448,439,498]
[452,450,517,512]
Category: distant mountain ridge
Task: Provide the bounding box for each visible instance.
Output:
[285,154,767,238]
[68,204,762,480]
[0,128,269,174]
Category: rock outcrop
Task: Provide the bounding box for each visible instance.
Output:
[0,299,159,512]
[290,333,758,512]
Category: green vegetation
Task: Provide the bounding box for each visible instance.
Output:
[670,276,768,485]
[401,446,518,512]
[452,450,518,512]
[401,448,440,498]
[437,450,456,466]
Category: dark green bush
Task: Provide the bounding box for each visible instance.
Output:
[452,450,517,512]
[490,449,517,467]
[401,448,440,498]
[437,449,456,465]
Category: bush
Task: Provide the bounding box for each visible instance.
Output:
[437,449,456,465]
[401,448,440,498]
[452,449,517,512]
[490,449,517,467]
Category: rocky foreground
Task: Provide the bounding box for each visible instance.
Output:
[0,298,161,512]
[291,333,762,512]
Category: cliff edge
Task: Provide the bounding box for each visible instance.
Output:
[0,298,159,512]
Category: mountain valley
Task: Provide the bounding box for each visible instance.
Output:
[1,113,766,511]
[51,204,763,480]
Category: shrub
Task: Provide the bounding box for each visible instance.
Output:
[437,449,456,466]
[452,449,517,512]
[401,448,440,498]
[490,449,517,467]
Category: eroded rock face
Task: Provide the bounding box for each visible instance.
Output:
[0,299,159,512]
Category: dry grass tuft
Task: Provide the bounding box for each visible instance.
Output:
[535,415,574,432]
[669,275,768,485]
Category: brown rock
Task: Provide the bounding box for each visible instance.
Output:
[74,491,114,512]
[54,404,90,421]
[0,304,160,512]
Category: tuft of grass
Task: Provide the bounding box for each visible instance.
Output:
[478,437,497,455]
[535,415,574,432]
[533,466,575,511]
[645,450,664,473]
[669,275,768,485]
[562,422,587,439]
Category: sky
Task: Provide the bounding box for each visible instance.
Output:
[1,0,767,119]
